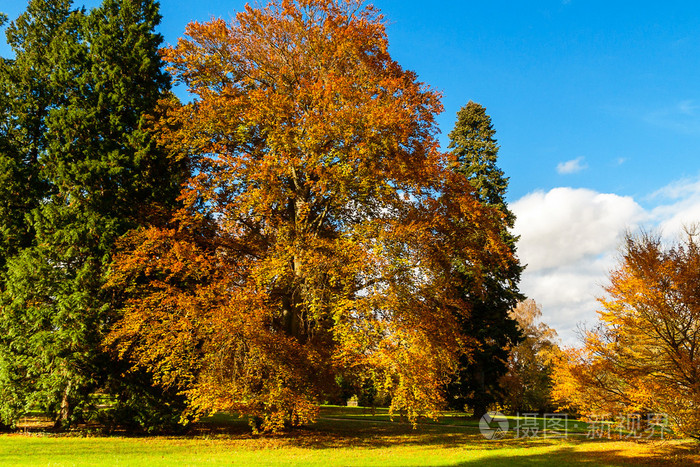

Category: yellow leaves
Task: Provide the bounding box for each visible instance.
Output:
[553,230,700,438]
[103,0,519,433]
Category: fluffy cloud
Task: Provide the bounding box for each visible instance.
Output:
[511,188,646,344]
[511,178,700,345]
[513,188,644,271]
[556,157,587,174]
[649,177,700,236]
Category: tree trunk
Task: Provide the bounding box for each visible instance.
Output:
[55,380,72,430]
[470,365,487,420]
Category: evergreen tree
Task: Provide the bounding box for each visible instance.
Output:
[0,0,77,425]
[0,1,68,273]
[0,0,185,430]
[446,101,524,418]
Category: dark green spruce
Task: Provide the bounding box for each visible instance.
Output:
[0,0,186,431]
[446,101,524,419]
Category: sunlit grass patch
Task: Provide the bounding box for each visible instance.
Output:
[1,407,698,466]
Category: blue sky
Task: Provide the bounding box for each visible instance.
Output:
[3,0,700,342]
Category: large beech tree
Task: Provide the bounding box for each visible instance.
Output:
[108,0,512,432]
[553,229,700,439]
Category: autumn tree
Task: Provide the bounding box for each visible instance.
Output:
[107,0,512,432]
[0,0,184,430]
[553,229,700,439]
[499,299,559,414]
[445,101,523,418]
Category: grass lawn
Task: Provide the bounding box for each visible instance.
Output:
[0,407,698,466]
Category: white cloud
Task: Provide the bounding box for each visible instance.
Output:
[512,188,645,271]
[645,176,700,238]
[649,176,700,200]
[511,178,700,345]
[556,157,587,174]
[517,258,615,345]
[511,187,649,345]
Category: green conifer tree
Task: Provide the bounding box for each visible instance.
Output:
[0,1,66,272]
[0,0,185,430]
[0,0,77,425]
[446,102,524,419]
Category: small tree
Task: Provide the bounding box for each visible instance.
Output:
[499,299,559,414]
[553,229,700,439]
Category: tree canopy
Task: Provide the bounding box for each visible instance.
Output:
[553,229,700,439]
[107,0,512,432]
[0,0,184,430]
[499,299,559,414]
[444,102,523,418]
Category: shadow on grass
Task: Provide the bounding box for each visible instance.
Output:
[188,413,700,465]
[187,412,484,448]
[282,419,700,465]
[10,410,700,465]
[294,424,700,466]
[449,439,700,466]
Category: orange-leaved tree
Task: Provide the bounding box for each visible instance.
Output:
[552,229,700,439]
[499,299,559,414]
[106,0,510,432]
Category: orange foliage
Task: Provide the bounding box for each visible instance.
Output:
[499,299,560,413]
[552,229,700,439]
[107,0,510,432]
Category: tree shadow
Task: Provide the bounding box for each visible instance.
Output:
[241,419,700,465]
[450,439,700,466]
[11,411,700,465]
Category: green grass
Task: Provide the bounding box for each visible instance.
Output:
[0,407,697,466]
[315,406,627,438]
